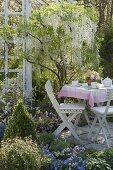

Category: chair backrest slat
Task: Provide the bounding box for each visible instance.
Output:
[45,80,60,113]
[104,89,113,116]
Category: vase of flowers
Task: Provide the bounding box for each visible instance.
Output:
[87,79,92,86]
[85,70,100,86]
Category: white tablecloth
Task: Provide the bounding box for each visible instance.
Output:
[58,84,113,107]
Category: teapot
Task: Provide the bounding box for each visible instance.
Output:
[101,77,112,87]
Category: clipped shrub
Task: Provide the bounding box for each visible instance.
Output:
[4,100,36,140]
[0,137,51,170]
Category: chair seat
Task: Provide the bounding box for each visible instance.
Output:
[91,106,113,115]
[60,103,85,111]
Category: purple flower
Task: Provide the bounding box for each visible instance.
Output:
[63,159,70,165]
[72,162,79,167]
[74,146,80,150]
[73,146,85,152]
[64,147,72,153]
[43,145,87,170]
[72,153,77,158]
[85,70,100,81]
[77,166,85,170]
[90,75,95,80]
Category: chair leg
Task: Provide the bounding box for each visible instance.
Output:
[73,111,90,126]
[54,113,82,142]
[67,121,82,142]
[84,111,90,125]
[93,114,107,142]
[74,114,81,126]
[94,117,110,147]
[105,119,111,134]
[68,113,78,122]
[102,127,110,147]
[54,122,66,137]
[54,113,79,136]
[93,115,103,140]
[88,115,98,139]
[62,114,82,142]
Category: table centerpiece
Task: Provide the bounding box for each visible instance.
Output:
[85,70,100,86]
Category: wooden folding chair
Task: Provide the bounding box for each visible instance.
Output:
[88,89,113,147]
[45,80,87,142]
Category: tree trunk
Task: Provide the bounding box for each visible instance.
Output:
[98,1,107,30]
[110,0,113,22]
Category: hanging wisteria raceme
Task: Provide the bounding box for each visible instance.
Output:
[30,2,97,66]
[23,1,99,87]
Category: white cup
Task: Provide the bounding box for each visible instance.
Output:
[91,82,97,88]
[72,80,78,86]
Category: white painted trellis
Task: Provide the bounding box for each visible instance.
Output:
[0,0,32,97]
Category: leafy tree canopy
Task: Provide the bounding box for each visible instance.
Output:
[17,2,99,86]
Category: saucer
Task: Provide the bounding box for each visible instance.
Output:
[70,83,81,87]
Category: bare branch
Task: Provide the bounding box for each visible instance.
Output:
[28,32,43,45]
[39,62,58,76]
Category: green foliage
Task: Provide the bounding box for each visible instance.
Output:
[98,149,113,168]
[17,2,98,88]
[4,100,37,140]
[99,24,113,78]
[0,137,51,170]
[77,44,101,81]
[38,2,97,22]
[36,132,55,146]
[82,45,99,69]
[0,26,17,40]
[87,157,111,170]
[50,138,74,152]
[86,148,113,170]
[84,147,97,156]
[32,69,57,102]
[0,1,99,104]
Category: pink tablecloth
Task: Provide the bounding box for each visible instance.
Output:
[58,84,113,107]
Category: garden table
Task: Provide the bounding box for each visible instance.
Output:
[58,83,113,107]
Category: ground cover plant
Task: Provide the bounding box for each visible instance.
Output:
[43,145,88,170]
[1,96,113,170]
[0,137,51,170]
[34,109,61,133]
[86,148,113,170]
[37,133,88,170]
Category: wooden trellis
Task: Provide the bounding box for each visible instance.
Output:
[0,0,32,96]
